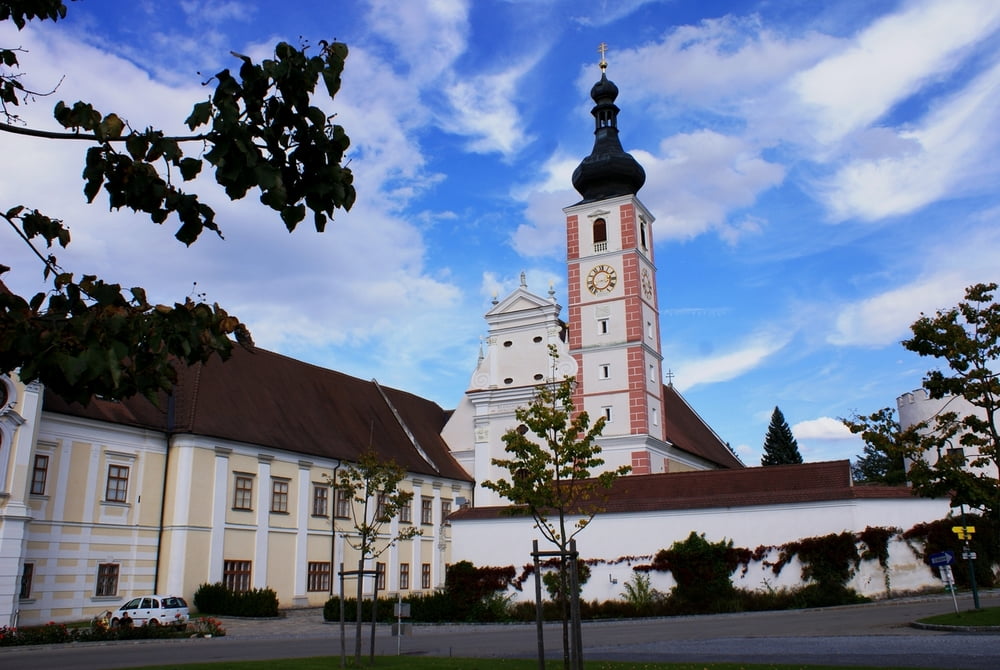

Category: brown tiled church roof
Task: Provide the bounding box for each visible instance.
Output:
[43,346,472,481]
[450,460,919,519]
[662,383,744,469]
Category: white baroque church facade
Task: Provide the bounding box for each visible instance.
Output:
[0,63,954,626]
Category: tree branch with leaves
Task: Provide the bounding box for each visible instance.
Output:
[901,282,1000,522]
[326,449,419,665]
[1,1,355,404]
[482,351,629,670]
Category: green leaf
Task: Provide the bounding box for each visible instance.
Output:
[99,113,125,140]
[125,134,148,160]
[280,203,305,231]
[185,100,213,130]
[179,157,203,181]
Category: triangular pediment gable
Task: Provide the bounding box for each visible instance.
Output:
[486,288,558,318]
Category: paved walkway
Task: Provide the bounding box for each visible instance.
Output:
[213,589,1000,641]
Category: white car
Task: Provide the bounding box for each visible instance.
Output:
[111,594,190,629]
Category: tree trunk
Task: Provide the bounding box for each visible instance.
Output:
[354,557,364,665]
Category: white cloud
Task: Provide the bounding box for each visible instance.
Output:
[829,274,967,347]
[445,63,537,157]
[673,331,790,391]
[641,131,785,240]
[792,416,853,440]
[611,14,837,110]
[365,0,470,84]
[822,57,1000,221]
[791,0,1000,145]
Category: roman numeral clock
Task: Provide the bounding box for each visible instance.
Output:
[586,264,617,294]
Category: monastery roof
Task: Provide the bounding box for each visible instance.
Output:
[450,460,919,519]
[42,346,472,482]
[662,384,744,469]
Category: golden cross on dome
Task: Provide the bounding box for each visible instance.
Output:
[598,42,608,71]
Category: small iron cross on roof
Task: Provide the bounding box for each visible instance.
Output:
[598,42,608,71]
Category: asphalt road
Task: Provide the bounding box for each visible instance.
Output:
[2,591,998,669]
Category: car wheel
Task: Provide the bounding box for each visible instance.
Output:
[148,618,160,627]
[110,618,120,629]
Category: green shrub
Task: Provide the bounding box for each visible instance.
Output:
[620,572,665,615]
[193,582,279,617]
[904,514,997,588]
[193,582,231,614]
[654,532,739,613]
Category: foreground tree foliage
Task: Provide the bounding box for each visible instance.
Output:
[900,282,1000,527]
[328,450,418,666]
[842,407,911,485]
[846,283,1000,545]
[1,1,355,404]
[760,406,803,465]
[482,354,630,670]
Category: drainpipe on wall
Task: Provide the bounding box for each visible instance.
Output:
[153,391,176,593]
[329,459,341,597]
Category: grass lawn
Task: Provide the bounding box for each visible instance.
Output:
[917,604,1000,627]
[125,658,940,670]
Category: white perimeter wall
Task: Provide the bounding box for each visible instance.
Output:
[451,496,953,602]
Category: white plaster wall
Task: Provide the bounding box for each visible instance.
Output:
[451,496,952,601]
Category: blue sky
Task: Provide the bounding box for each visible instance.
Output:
[2,0,999,466]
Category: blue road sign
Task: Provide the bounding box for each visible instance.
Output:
[930,550,955,566]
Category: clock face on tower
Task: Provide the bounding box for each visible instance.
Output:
[641,268,653,299]
[586,264,617,294]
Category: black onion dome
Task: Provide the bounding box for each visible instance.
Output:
[590,72,619,101]
[571,71,646,203]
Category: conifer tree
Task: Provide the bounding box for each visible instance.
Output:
[761,406,803,465]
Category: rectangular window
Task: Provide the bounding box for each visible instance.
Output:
[30,454,49,495]
[313,485,329,517]
[375,493,388,520]
[105,465,129,503]
[599,364,610,380]
[646,320,654,339]
[335,489,351,518]
[307,562,331,592]
[96,563,119,597]
[223,560,252,593]
[598,318,609,335]
[399,499,412,523]
[421,563,431,589]
[649,363,656,382]
[399,563,410,590]
[441,500,451,519]
[652,406,659,426]
[603,406,613,422]
[376,562,386,590]
[421,497,433,525]
[271,479,289,513]
[19,563,33,599]
[234,475,254,510]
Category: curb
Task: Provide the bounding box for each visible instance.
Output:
[910,621,1000,634]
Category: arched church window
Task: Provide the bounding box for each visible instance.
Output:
[593,218,607,244]
[639,219,648,250]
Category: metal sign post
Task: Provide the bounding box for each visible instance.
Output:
[952,522,981,610]
[930,551,958,613]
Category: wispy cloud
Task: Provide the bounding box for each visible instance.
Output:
[673,331,791,391]
[791,0,1000,146]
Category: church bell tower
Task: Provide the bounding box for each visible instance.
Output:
[564,48,668,475]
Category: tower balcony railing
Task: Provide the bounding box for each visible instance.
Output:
[593,241,608,253]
